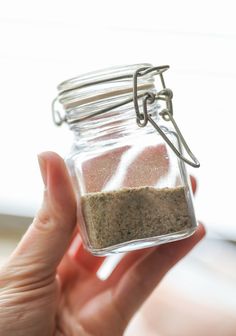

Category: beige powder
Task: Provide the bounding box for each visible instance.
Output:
[81,186,192,249]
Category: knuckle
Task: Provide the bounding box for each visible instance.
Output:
[34,208,74,235]
[33,209,60,234]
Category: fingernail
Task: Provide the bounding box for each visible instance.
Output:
[38,154,48,187]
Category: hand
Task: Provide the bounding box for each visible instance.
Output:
[0,152,205,336]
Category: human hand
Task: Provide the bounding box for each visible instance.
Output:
[0,152,205,336]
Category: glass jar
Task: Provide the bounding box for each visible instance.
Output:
[52,63,200,256]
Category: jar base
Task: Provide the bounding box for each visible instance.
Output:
[86,227,197,256]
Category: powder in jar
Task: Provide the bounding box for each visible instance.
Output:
[81,186,192,249]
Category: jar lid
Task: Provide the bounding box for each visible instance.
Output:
[57,63,153,93]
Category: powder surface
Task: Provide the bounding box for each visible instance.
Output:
[81,186,192,249]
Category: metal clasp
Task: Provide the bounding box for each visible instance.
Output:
[133,66,200,168]
[52,98,67,126]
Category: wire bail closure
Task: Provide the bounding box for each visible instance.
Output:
[52,64,200,168]
[133,66,200,168]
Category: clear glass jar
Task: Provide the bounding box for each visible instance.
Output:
[52,63,199,256]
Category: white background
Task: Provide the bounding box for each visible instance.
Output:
[0,0,236,238]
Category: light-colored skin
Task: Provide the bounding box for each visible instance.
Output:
[0,152,205,336]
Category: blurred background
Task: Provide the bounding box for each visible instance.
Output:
[0,1,236,335]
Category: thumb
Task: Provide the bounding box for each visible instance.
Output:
[8,151,77,277]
